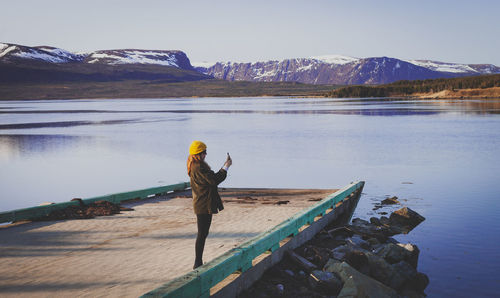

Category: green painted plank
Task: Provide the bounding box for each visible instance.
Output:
[0,182,190,224]
[142,271,202,298]
[199,249,244,290]
[141,181,364,298]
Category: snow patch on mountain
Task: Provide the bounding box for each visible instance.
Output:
[192,61,216,68]
[311,54,360,65]
[0,43,84,62]
[405,60,478,73]
[37,47,86,61]
[13,49,70,63]
[87,50,180,67]
[253,67,277,80]
[297,63,314,72]
[0,44,16,58]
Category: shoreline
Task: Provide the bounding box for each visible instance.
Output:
[1,74,498,101]
[406,87,500,100]
[0,80,336,100]
[1,94,499,101]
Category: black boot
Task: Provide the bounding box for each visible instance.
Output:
[193,260,203,269]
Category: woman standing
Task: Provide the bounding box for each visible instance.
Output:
[187,140,232,269]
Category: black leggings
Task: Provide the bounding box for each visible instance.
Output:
[195,214,212,266]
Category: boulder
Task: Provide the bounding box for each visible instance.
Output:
[366,237,380,247]
[389,207,425,233]
[349,218,390,240]
[380,216,390,225]
[325,261,398,298]
[392,261,418,283]
[308,270,343,295]
[399,271,429,295]
[346,234,371,250]
[329,248,415,291]
[344,250,371,275]
[365,252,407,290]
[381,196,400,205]
[350,212,425,240]
[303,245,333,267]
[370,217,382,226]
[331,241,371,262]
[323,259,342,272]
[398,243,420,268]
[403,272,429,293]
[386,237,399,244]
[352,218,370,226]
[413,272,430,292]
[323,258,343,272]
[375,242,420,268]
[331,245,350,260]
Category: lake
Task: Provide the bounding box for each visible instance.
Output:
[1,97,500,296]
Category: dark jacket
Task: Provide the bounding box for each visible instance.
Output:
[189,161,227,215]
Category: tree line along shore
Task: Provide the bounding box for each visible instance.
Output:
[328,74,500,99]
[0,80,335,100]
[0,74,498,100]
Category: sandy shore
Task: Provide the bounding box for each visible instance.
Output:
[414,87,500,99]
[0,188,335,297]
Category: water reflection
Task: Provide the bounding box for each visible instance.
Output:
[1,98,499,117]
[0,134,94,158]
[0,119,155,130]
[284,98,500,115]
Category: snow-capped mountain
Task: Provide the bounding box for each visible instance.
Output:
[0,43,207,83]
[0,43,194,70]
[83,49,193,69]
[404,59,500,75]
[197,56,500,85]
[0,43,85,63]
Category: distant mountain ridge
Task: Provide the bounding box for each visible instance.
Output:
[0,43,206,83]
[1,42,499,85]
[0,43,193,69]
[195,56,500,85]
[83,49,193,69]
[0,43,85,63]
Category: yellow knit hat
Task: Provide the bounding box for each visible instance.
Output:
[189,140,207,155]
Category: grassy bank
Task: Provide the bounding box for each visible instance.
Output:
[0,79,338,100]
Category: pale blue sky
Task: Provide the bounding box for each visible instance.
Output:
[1,0,499,65]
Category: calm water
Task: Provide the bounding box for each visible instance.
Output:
[1,97,500,296]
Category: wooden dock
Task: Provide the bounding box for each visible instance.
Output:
[0,187,340,297]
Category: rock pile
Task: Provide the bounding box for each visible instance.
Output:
[239,207,427,298]
[34,200,133,221]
